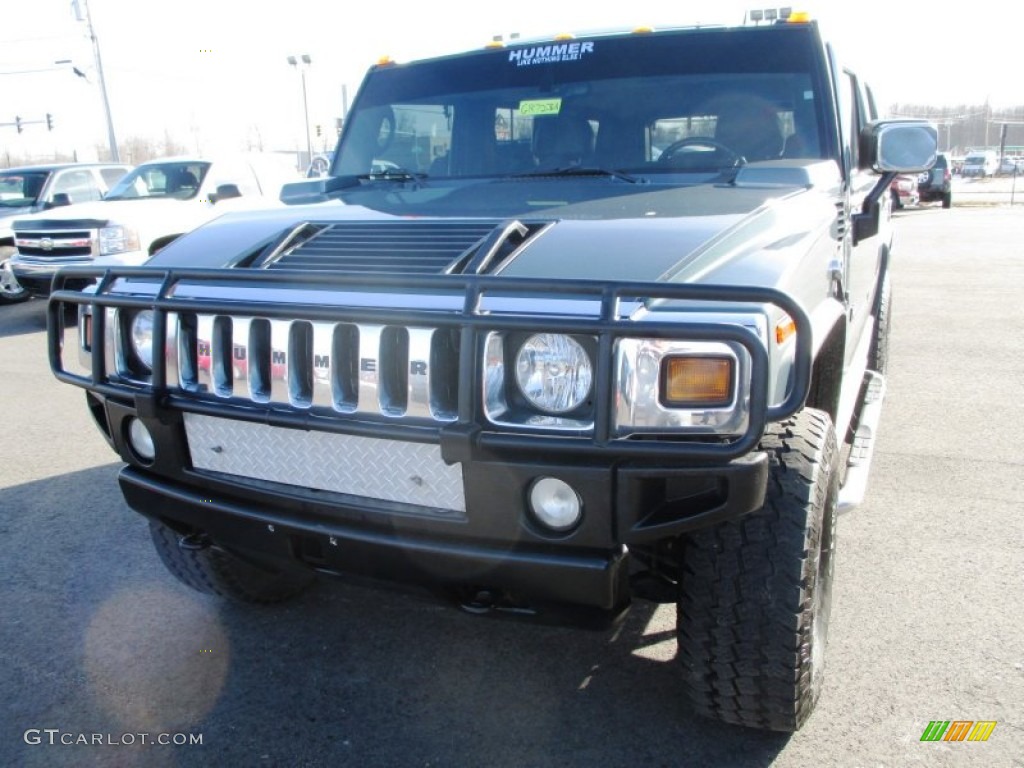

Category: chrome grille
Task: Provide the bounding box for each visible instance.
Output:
[169,313,460,422]
[15,228,95,258]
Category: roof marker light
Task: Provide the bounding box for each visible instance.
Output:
[553,33,575,40]
[632,26,655,34]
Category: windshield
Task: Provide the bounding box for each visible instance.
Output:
[105,162,211,201]
[0,171,50,208]
[336,27,826,181]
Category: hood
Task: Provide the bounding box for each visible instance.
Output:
[11,198,209,232]
[0,206,33,222]
[0,207,34,236]
[147,162,843,284]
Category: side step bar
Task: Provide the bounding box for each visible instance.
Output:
[837,370,886,514]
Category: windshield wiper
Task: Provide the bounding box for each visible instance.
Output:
[511,166,643,184]
[356,167,428,182]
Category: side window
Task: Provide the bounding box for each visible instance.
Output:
[207,162,260,197]
[100,167,127,188]
[841,69,870,170]
[863,84,879,122]
[838,71,857,170]
[51,169,103,203]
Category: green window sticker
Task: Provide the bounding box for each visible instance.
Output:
[519,98,562,116]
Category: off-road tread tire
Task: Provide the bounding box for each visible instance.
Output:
[941,191,952,209]
[149,520,314,604]
[868,271,891,375]
[677,408,838,732]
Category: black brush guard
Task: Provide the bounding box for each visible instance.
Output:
[47,266,812,463]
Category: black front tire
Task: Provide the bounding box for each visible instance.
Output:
[677,408,839,731]
[149,520,315,603]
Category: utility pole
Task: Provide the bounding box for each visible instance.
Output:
[73,0,119,161]
[287,55,313,167]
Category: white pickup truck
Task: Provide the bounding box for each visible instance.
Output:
[10,153,297,296]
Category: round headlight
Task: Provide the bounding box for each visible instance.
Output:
[130,310,154,370]
[515,334,592,414]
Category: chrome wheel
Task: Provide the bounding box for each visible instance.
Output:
[0,253,30,304]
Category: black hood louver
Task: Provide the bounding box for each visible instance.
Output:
[256,219,548,276]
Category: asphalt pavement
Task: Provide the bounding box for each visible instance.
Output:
[1,206,1022,767]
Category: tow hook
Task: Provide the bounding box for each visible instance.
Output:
[178,531,212,551]
[459,587,500,615]
[456,586,536,617]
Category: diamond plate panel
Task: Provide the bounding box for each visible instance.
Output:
[184,413,465,512]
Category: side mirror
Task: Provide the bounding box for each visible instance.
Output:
[860,119,938,174]
[46,192,73,209]
[209,183,242,204]
[853,120,938,246]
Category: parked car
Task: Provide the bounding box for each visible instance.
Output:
[0,162,130,303]
[918,152,952,208]
[890,173,919,209]
[997,156,1022,175]
[961,150,998,178]
[10,154,298,297]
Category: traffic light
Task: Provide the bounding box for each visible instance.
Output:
[315,124,322,137]
[15,116,22,134]
[46,113,53,131]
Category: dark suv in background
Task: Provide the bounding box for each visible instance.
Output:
[918,152,952,208]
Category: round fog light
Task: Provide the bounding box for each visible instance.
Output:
[528,477,582,532]
[127,417,156,461]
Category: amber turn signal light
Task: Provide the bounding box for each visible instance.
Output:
[661,357,733,407]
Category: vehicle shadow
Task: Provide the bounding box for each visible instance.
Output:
[2,465,792,768]
[0,297,48,339]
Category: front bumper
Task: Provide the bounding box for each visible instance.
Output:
[12,255,95,296]
[12,252,149,295]
[99,391,768,611]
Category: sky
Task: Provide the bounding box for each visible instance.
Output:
[1,0,1020,163]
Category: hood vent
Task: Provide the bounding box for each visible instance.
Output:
[257,219,547,276]
[258,220,488,275]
